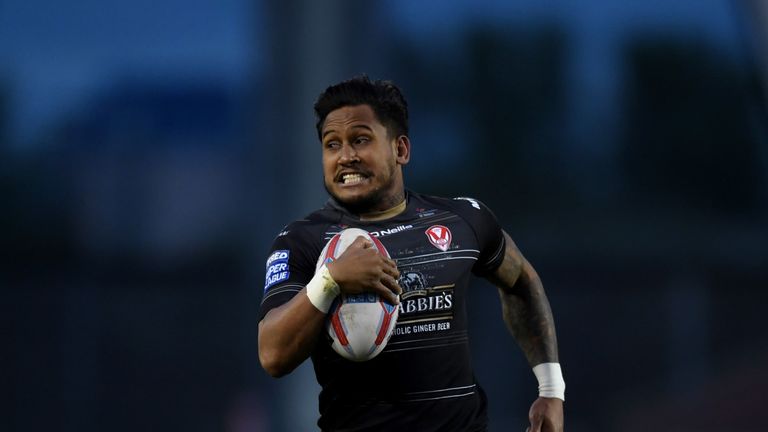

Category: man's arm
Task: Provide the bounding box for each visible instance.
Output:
[485,230,564,432]
[259,237,401,377]
[258,289,327,377]
[486,231,558,365]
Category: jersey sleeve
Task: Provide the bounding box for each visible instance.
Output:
[259,224,321,321]
[451,197,506,276]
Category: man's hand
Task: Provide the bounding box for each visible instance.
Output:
[526,397,563,432]
[326,236,402,304]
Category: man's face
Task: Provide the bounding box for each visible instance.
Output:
[321,104,409,213]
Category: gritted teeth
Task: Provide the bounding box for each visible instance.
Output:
[341,173,366,184]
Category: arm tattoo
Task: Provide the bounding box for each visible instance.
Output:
[487,232,559,366]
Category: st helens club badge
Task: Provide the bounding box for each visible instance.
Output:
[425,225,452,251]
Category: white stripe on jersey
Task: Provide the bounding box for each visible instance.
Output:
[395,249,480,262]
[407,391,476,402]
[383,340,467,353]
[261,284,303,304]
[386,332,468,346]
[398,256,478,267]
[405,384,477,395]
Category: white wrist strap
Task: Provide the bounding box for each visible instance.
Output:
[306,265,340,313]
[533,362,565,401]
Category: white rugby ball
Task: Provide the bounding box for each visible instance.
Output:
[316,228,399,362]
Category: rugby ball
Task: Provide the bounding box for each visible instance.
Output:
[316,228,399,362]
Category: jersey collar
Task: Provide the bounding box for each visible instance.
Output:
[325,190,416,223]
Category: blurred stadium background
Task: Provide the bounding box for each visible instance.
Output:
[3,0,767,431]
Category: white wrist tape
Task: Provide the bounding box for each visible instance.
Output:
[305,265,340,313]
[533,362,565,401]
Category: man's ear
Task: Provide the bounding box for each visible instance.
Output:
[395,135,411,165]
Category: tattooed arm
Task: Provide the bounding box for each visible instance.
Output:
[485,230,564,432]
[486,231,558,365]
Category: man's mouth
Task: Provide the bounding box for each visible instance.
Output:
[338,172,368,185]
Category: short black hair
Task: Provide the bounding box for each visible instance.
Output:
[314,75,409,140]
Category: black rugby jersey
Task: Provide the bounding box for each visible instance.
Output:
[260,190,506,432]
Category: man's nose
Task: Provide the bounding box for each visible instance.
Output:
[338,143,359,164]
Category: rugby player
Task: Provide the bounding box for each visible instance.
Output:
[259,76,565,432]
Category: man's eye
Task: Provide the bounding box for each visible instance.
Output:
[325,141,340,149]
[355,137,370,144]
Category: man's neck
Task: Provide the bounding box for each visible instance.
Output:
[359,197,407,221]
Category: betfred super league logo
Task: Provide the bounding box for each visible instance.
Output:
[425,225,452,252]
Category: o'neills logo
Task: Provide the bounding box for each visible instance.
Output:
[369,224,414,237]
[425,225,452,252]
